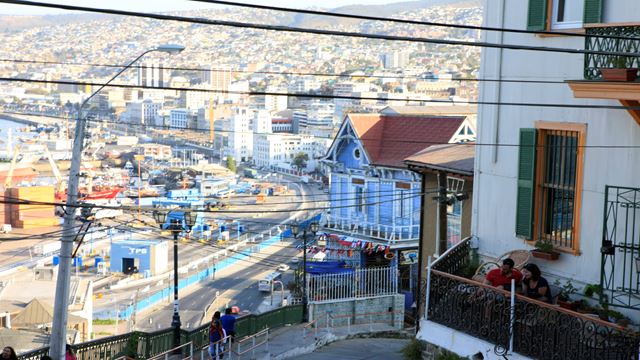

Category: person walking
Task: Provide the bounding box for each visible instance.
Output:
[1,347,17,360]
[208,317,225,359]
[220,308,236,342]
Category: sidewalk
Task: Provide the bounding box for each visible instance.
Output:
[189,321,408,360]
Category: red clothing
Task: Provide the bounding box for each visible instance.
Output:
[485,268,522,288]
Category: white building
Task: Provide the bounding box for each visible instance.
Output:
[227,106,254,162]
[253,133,319,171]
[137,61,170,87]
[170,108,190,129]
[125,99,161,125]
[381,50,410,69]
[418,1,640,359]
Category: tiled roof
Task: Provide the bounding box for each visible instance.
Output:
[348,114,466,168]
[404,143,475,176]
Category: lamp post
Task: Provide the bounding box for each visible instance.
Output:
[290,221,319,323]
[153,209,196,352]
[50,44,185,360]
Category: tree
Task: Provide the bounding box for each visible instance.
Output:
[292,152,309,172]
[226,156,236,173]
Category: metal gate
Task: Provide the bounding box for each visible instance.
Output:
[600,185,640,309]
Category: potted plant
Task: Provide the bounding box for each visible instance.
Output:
[531,240,560,260]
[601,55,638,81]
[555,280,579,310]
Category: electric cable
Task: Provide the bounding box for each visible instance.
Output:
[187,0,633,41]
[1,77,639,112]
[0,0,637,58]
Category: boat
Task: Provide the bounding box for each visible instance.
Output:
[81,188,122,201]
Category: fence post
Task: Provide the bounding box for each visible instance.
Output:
[326,313,329,331]
[189,342,193,359]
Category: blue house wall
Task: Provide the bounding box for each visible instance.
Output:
[325,118,421,244]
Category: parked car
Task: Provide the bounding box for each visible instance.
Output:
[290,257,300,264]
[277,264,291,272]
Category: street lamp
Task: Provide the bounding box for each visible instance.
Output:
[50,44,185,359]
[153,209,195,352]
[290,220,318,323]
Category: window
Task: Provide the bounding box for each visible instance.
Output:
[527,0,602,31]
[515,123,586,253]
[395,182,412,219]
[551,0,584,29]
[354,185,365,214]
[353,148,361,160]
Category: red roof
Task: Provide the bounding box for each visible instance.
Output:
[348,114,466,168]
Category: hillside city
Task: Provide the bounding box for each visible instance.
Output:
[1,0,639,359]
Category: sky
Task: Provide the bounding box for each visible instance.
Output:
[0,0,396,15]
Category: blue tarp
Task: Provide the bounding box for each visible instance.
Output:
[306,261,353,275]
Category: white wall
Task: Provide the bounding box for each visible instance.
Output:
[474,0,640,285]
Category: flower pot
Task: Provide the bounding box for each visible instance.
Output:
[531,249,560,260]
[558,300,579,311]
[600,68,638,81]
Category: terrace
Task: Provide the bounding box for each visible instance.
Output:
[419,238,640,359]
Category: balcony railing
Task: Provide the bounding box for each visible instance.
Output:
[307,266,398,302]
[424,236,640,360]
[584,26,640,80]
[428,270,640,359]
[324,214,419,243]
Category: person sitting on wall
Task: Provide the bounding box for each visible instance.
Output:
[484,258,522,291]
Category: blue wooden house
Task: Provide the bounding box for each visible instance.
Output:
[321,112,474,269]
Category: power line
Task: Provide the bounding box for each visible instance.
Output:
[0,57,573,85]
[188,0,634,41]
[1,77,639,112]
[3,109,640,149]
[1,0,638,58]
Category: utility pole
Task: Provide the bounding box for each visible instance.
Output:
[49,45,184,360]
[437,171,448,255]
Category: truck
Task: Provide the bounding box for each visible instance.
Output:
[244,168,258,179]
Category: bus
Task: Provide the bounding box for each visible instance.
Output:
[258,271,282,292]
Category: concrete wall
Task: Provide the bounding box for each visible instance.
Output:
[309,294,404,329]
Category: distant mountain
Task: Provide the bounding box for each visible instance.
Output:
[289,0,481,28]
[0,13,109,32]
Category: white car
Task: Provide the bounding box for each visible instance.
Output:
[290,257,300,264]
[277,264,291,272]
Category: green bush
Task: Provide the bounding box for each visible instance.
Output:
[436,349,469,360]
[401,338,425,360]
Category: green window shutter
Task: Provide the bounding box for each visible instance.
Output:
[527,0,548,31]
[515,128,537,239]
[584,0,603,24]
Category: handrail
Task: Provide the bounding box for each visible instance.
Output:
[234,328,269,356]
[431,269,631,332]
[146,341,193,360]
[430,236,472,268]
[198,335,232,359]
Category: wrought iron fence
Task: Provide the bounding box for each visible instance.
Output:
[17,305,303,360]
[431,236,471,275]
[428,270,640,360]
[584,26,640,80]
[307,266,398,302]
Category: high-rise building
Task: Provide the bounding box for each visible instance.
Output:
[137,61,170,87]
[126,99,161,125]
[381,51,410,69]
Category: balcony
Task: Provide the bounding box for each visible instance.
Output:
[324,214,419,244]
[568,25,640,126]
[420,238,640,359]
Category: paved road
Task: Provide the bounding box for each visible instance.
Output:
[289,338,408,360]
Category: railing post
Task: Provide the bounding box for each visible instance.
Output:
[347,317,351,334]
[326,313,329,331]
[251,337,255,359]
[369,314,373,332]
[189,342,193,359]
[509,278,515,354]
[424,256,432,321]
[266,329,269,353]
